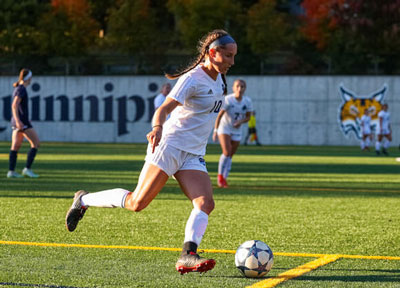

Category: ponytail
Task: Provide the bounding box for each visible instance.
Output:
[165,29,234,88]
[13,68,31,87]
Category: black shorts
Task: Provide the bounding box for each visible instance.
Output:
[12,122,33,131]
[248,128,256,134]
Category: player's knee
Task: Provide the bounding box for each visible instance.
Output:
[196,198,215,215]
[12,145,21,151]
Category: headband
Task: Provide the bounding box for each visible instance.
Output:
[209,35,236,49]
[23,70,32,81]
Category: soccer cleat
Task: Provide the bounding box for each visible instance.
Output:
[382,149,389,156]
[217,174,228,188]
[7,170,23,178]
[218,174,228,188]
[175,252,216,275]
[375,150,380,155]
[65,190,88,232]
[223,178,229,188]
[217,174,224,188]
[22,168,39,178]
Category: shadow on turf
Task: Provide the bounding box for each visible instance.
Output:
[28,160,400,175]
[207,144,400,158]
[0,282,87,288]
[2,181,400,199]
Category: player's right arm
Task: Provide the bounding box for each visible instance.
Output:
[213,109,226,142]
[147,97,180,153]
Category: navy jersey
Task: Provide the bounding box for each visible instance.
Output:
[11,85,31,128]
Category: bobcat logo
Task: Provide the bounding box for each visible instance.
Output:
[338,84,387,139]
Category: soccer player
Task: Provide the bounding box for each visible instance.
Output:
[213,79,253,188]
[7,68,40,178]
[375,103,391,155]
[360,109,371,151]
[154,83,171,110]
[65,29,237,275]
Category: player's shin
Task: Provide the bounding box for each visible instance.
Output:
[81,188,130,208]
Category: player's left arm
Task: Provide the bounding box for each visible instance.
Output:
[233,111,251,128]
[148,97,180,153]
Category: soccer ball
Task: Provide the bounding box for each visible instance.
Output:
[235,240,273,278]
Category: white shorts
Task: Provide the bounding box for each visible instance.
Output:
[379,128,390,135]
[145,141,207,176]
[362,127,371,135]
[217,124,242,142]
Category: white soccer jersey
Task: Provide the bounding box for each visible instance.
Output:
[219,94,253,132]
[378,110,390,133]
[161,65,225,155]
[361,114,371,135]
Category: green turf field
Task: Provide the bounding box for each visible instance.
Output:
[1,142,400,288]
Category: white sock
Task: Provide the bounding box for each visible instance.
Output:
[218,154,229,176]
[81,188,129,208]
[184,207,209,246]
[383,139,390,149]
[223,157,232,179]
[375,141,381,151]
[360,140,365,149]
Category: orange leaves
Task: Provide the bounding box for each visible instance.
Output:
[51,0,90,20]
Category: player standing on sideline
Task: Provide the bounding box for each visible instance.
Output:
[375,103,391,155]
[244,111,261,146]
[65,29,237,274]
[213,79,252,188]
[7,68,40,178]
[360,109,371,151]
[154,82,171,110]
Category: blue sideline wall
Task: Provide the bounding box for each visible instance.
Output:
[0,76,398,146]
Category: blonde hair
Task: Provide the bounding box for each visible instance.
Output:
[165,29,234,95]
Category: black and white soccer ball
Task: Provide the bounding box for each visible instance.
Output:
[235,240,273,278]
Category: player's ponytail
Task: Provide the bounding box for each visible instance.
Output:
[166,29,234,95]
[13,68,31,87]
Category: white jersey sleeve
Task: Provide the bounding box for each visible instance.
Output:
[161,66,224,155]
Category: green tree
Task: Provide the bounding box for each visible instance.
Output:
[246,0,294,55]
[166,0,242,51]
[36,0,99,57]
[106,0,161,55]
[0,0,47,56]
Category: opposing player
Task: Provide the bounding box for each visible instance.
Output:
[360,109,371,151]
[375,103,391,155]
[7,68,40,178]
[65,29,237,275]
[213,79,252,188]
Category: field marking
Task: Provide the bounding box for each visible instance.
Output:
[247,255,341,288]
[2,240,400,261]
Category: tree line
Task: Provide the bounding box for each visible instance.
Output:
[1,0,399,75]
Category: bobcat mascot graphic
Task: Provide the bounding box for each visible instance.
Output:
[338,84,387,139]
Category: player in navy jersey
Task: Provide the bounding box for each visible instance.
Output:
[65,30,237,274]
[213,79,253,188]
[7,68,40,178]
